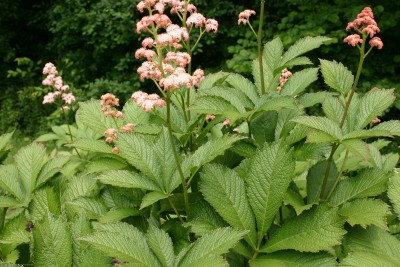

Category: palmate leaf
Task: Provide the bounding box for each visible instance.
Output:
[250,251,337,267]
[329,169,392,207]
[189,96,241,121]
[320,59,354,96]
[200,164,257,249]
[14,142,47,198]
[224,72,259,104]
[298,92,334,108]
[95,170,160,191]
[0,164,24,201]
[307,160,338,203]
[67,197,107,219]
[338,198,390,229]
[372,120,400,136]
[33,213,73,267]
[280,68,319,96]
[340,226,400,266]
[146,225,175,267]
[81,221,161,266]
[64,175,99,202]
[261,204,346,253]
[354,88,396,129]
[177,227,247,267]
[246,141,295,246]
[29,187,61,222]
[199,86,249,113]
[388,170,400,220]
[76,100,114,136]
[70,138,113,154]
[292,116,342,142]
[35,156,70,189]
[122,99,151,125]
[140,191,169,210]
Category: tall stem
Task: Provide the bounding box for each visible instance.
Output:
[258,0,266,95]
[61,108,82,158]
[166,95,190,214]
[320,37,366,198]
[0,208,6,234]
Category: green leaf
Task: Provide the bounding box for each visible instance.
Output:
[70,138,113,153]
[0,195,21,207]
[33,213,73,267]
[341,139,371,159]
[122,100,151,125]
[320,59,354,96]
[96,170,160,191]
[67,198,107,219]
[292,116,342,141]
[199,86,248,113]
[76,100,114,135]
[307,160,338,203]
[189,96,241,121]
[200,164,257,249]
[284,188,313,215]
[339,199,390,229]
[354,89,396,129]
[372,120,400,136]
[29,187,61,222]
[198,72,229,91]
[84,157,127,174]
[0,131,14,152]
[262,204,345,253]
[140,191,169,210]
[246,142,295,246]
[35,156,70,189]
[115,132,162,188]
[146,225,175,267]
[281,56,313,69]
[98,208,140,223]
[81,222,161,266]
[0,164,24,201]
[177,227,247,267]
[343,129,393,140]
[322,95,345,125]
[340,226,400,266]
[250,111,278,145]
[298,92,334,108]
[280,68,319,96]
[14,143,47,197]
[388,170,400,220]
[250,251,337,267]
[224,73,259,104]
[329,169,392,207]
[254,95,296,112]
[64,175,99,201]
[280,36,331,65]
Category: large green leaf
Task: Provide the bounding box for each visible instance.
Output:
[35,156,70,189]
[340,226,400,266]
[64,175,99,202]
[29,187,61,222]
[388,170,400,220]
[338,198,390,229]
[14,143,47,197]
[33,213,73,267]
[322,95,345,126]
[146,225,175,267]
[199,86,248,113]
[372,120,400,136]
[200,164,257,249]
[0,164,24,201]
[70,138,113,154]
[140,191,169,210]
[122,99,151,125]
[0,131,14,152]
[250,111,278,146]
[329,169,392,207]
[320,59,354,96]
[246,141,295,246]
[76,100,114,135]
[67,198,107,219]
[280,68,319,96]
[307,160,338,203]
[224,73,259,104]
[177,227,247,267]
[189,95,241,120]
[250,251,337,267]
[354,89,396,129]
[298,92,334,108]
[292,116,342,142]
[261,204,345,253]
[95,170,160,191]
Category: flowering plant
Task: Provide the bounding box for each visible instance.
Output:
[0,3,399,267]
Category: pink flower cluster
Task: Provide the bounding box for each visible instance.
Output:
[344,7,383,49]
[159,67,204,90]
[42,63,75,109]
[100,93,124,118]
[277,68,292,93]
[238,10,256,25]
[131,91,167,112]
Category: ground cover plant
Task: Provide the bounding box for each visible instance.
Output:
[0,1,400,266]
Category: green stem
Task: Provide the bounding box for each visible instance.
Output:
[167,197,184,224]
[326,150,349,200]
[0,208,6,233]
[258,0,266,95]
[320,34,367,198]
[61,108,82,158]
[166,95,190,214]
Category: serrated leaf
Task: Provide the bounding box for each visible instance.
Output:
[0,164,24,201]
[343,129,393,140]
[146,225,175,267]
[262,204,345,253]
[388,170,400,220]
[98,208,141,223]
[84,157,127,174]
[177,227,247,267]
[96,170,160,191]
[284,188,313,215]
[224,73,259,104]
[250,111,278,146]
[329,169,392,207]
[0,195,21,207]
[33,213,73,267]
[29,187,61,222]
[76,100,114,135]
[250,251,337,267]
[67,198,107,219]
[298,92,334,108]
[280,68,319,96]
[293,143,331,161]
[322,95,345,125]
[280,36,331,65]
[341,226,400,266]
[140,191,169,210]
[0,131,14,152]
[70,138,113,153]
[292,116,342,141]
[157,105,188,134]
[122,100,151,125]
[64,175,99,202]
[35,156,70,189]
[200,164,257,249]
[355,89,396,129]
[372,120,400,136]
[341,139,371,160]
[307,160,338,203]
[281,56,313,69]
[339,199,390,229]
[14,143,47,197]
[35,133,59,142]
[80,222,160,266]
[0,229,30,244]
[275,109,303,140]
[246,141,295,246]
[198,72,229,91]
[320,59,354,96]
[189,96,241,121]
[200,86,248,113]
[254,95,296,112]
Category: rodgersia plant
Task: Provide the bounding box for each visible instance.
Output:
[1,3,400,267]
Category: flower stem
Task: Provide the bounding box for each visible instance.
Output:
[258,0,266,95]
[166,95,190,214]
[167,197,184,224]
[61,108,82,158]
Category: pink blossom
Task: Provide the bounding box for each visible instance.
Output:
[343,34,363,46]
[223,119,230,126]
[131,91,166,112]
[42,63,58,75]
[277,68,292,92]
[166,25,189,43]
[362,24,380,38]
[205,114,215,122]
[205,19,218,33]
[61,106,70,111]
[371,117,381,124]
[369,37,383,49]
[62,93,75,104]
[154,2,165,14]
[187,4,197,14]
[112,146,120,154]
[159,67,192,90]
[60,85,70,91]
[43,92,56,104]
[186,13,206,27]
[104,128,117,143]
[53,76,63,90]
[191,68,204,87]
[238,10,256,25]
[42,74,54,86]
[164,52,191,67]
[135,48,157,60]
[137,61,162,80]
[142,37,154,48]
[101,93,120,107]
[121,123,135,132]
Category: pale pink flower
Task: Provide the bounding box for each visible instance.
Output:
[104,128,117,143]
[277,68,292,92]
[42,75,54,86]
[62,93,75,104]
[135,48,157,60]
[166,25,189,43]
[60,85,70,91]
[205,114,215,122]
[43,92,56,104]
[142,37,154,48]
[238,10,256,25]
[53,76,63,90]
[121,123,135,132]
[369,37,383,49]
[371,117,381,124]
[112,146,120,154]
[157,33,174,47]
[159,67,192,90]
[42,63,58,75]
[186,13,206,27]
[362,24,380,38]
[136,1,147,13]
[154,2,165,14]
[223,119,230,126]
[164,52,191,67]
[191,68,204,87]
[205,19,218,33]
[61,106,70,111]
[137,61,162,80]
[187,4,197,14]
[344,34,363,46]
[101,93,120,107]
